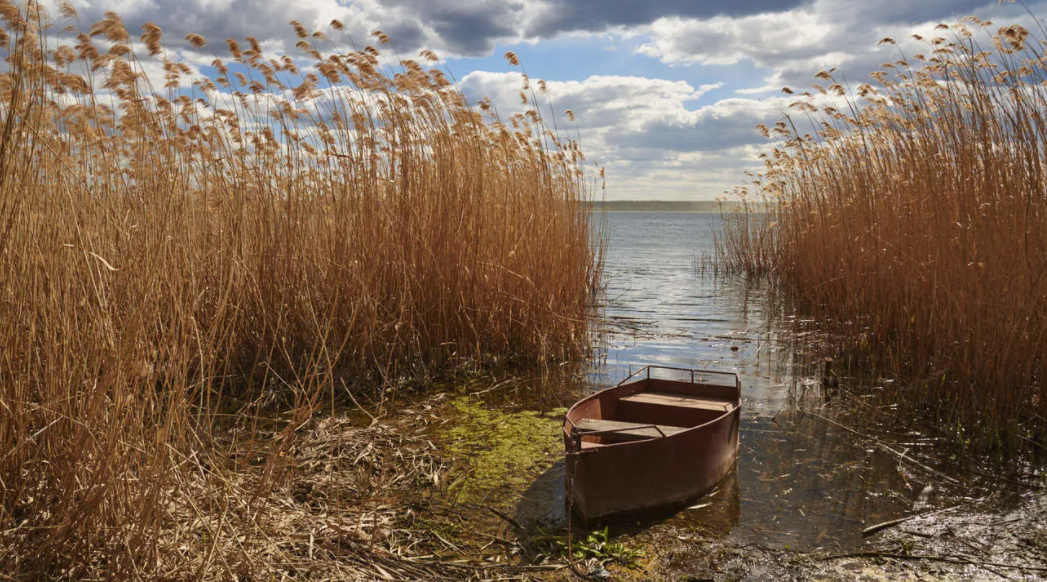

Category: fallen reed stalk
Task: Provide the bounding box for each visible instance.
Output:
[720,13,1047,450]
[0,1,601,577]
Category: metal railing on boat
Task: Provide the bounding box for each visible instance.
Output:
[616,364,741,392]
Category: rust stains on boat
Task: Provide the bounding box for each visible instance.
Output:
[564,366,741,521]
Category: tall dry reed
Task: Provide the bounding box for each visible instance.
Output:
[712,199,778,276]
[723,14,1047,448]
[0,2,600,577]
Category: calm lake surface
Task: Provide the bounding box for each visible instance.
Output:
[568,212,976,550]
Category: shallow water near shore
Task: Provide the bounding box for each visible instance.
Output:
[485,211,1038,553]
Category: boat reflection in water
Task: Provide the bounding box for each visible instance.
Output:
[668,467,741,537]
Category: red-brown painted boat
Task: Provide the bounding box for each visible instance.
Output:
[563,365,741,521]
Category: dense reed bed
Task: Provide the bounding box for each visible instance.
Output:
[0,1,600,577]
[721,15,1047,448]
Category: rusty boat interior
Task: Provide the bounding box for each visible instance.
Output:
[566,367,739,449]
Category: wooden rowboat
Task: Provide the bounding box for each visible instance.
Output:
[563,365,741,521]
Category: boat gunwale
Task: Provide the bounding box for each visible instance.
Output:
[563,366,741,450]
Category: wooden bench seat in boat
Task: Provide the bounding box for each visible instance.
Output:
[573,418,687,441]
[620,391,735,412]
[615,391,737,429]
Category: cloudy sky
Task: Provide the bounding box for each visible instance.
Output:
[73,0,1042,199]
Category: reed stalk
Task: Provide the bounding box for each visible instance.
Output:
[720,14,1047,449]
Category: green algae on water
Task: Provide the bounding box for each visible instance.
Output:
[440,396,566,505]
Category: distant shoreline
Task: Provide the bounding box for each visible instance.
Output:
[588,200,758,213]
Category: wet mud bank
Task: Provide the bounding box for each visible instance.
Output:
[369,381,1047,581]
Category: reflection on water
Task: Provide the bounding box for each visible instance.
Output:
[730,412,913,549]
[592,213,799,409]
[523,212,990,551]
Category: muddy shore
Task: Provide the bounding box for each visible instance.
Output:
[221,378,1045,581]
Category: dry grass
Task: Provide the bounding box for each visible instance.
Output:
[0,1,600,578]
[721,13,1047,448]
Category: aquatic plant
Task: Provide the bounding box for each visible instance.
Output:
[0,1,600,577]
[442,397,565,504]
[556,527,645,568]
[721,12,1047,449]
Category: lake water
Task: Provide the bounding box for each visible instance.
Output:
[567,212,982,550]
[594,212,794,401]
